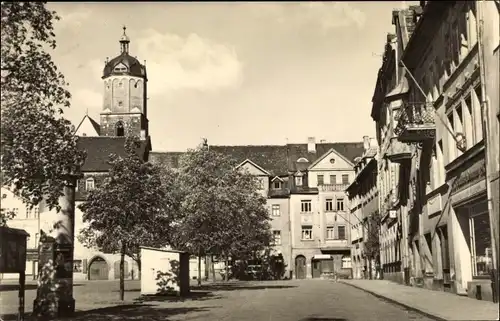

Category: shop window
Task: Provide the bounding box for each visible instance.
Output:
[470,212,493,277]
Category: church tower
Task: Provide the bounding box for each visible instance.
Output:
[100,27,149,139]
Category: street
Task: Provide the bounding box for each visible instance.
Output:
[0,279,434,321]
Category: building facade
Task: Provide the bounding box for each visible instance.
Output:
[0,188,41,280]
[393,1,499,302]
[151,139,364,280]
[347,136,379,280]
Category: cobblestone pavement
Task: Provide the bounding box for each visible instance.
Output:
[341,279,499,321]
[1,279,435,321]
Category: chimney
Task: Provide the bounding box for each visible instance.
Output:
[140,130,146,141]
[307,137,316,153]
[363,136,370,151]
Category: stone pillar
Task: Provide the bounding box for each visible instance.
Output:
[33,175,77,319]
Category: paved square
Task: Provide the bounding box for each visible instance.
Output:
[1,279,434,320]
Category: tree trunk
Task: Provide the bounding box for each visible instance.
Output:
[224,255,229,282]
[204,256,209,281]
[137,258,141,281]
[368,258,373,280]
[197,253,202,287]
[120,243,126,301]
[211,255,216,282]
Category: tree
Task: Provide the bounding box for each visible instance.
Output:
[0,208,15,227]
[363,211,382,279]
[1,2,86,212]
[78,137,176,300]
[172,143,272,284]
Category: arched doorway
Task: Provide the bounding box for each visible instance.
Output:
[295,255,306,279]
[88,256,109,280]
[114,260,129,279]
[115,121,124,136]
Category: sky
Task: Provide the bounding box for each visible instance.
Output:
[48,1,415,152]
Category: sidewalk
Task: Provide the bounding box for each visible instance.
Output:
[341,279,499,321]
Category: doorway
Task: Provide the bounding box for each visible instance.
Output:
[295,255,306,279]
[88,256,108,280]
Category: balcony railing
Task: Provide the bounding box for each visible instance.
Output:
[386,137,412,163]
[395,102,436,142]
[319,184,349,192]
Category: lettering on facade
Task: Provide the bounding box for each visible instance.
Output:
[451,158,486,194]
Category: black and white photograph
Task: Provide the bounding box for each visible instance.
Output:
[1,1,499,320]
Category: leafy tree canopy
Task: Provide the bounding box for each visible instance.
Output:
[1,2,86,211]
[78,137,176,263]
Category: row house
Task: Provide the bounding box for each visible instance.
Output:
[0,188,41,280]
[151,137,364,280]
[393,1,499,303]
[371,6,419,285]
[346,136,379,280]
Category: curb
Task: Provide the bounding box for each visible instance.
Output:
[339,281,447,321]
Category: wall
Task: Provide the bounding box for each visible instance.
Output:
[267,197,292,275]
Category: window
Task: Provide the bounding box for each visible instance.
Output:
[336,198,344,211]
[436,140,445,186]
[337,225,346,240]
[470,212,492,277]
[34,207,39,219]
[330,175,336,184]
[73,260,83,273]
[341,256,352,269]
[317,175,324,186]
[273,181,281,189]
[116,121,125,137]
[272,230,282,245]
[463,95,474,147]
[301,225,313,240]
[35,233,39,248]
[325,198,333,212]
[326,226,335,239]
[258,178,265,189]
[473,86,484,141]
[295,176,303,186]
[342,174,349,184]
[301,200,312,213]
[26,208,32,219]
[271,204,280,217]
[454,105,464,156]
[447,112,456,162]
[86,178,95,191]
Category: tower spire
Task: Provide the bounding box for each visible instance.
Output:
[119,25,130,54]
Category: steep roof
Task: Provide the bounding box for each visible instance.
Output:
[77,136,150,172]
[150,142,364,176]
[74,115,101,136]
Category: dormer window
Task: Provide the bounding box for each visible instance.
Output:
[295,176,303,186]
[116,121,125,137]
[273,181,281,189]
[297,157,309,163]
[85,178,95,191]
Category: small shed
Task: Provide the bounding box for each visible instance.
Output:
[0,226,30,321]
[0,226,30,273]
[140,247,190,296]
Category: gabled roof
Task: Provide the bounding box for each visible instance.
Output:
[287,143,364,172]
[307,147,355,170]
[271,176,284,182]
[235,159,271,176]
[150,142,364,176]
[77,136,150,172]
[75,115,101,136]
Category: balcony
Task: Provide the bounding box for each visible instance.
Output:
[385,137,412,163]
[319,184,349,192]
[320,239,350,251]
[395,102,436,142]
